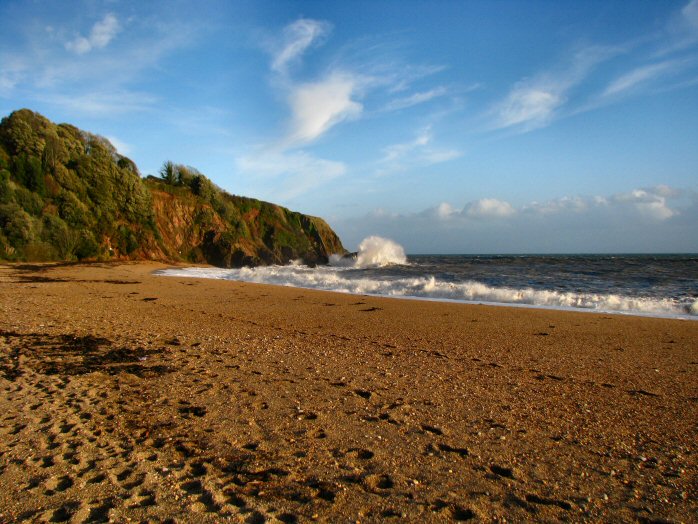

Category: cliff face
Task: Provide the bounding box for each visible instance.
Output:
[148,183,345,267]
[0,109,346,267]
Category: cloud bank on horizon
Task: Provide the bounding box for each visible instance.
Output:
[336,186,698,254]
[1,0,697,253]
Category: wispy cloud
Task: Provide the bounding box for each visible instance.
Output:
[495,84,563,130]
[286,72,363,146]
[237,150,346,201]
[377,126,460,176]
[382,126,432,162]
[683,0,698,28]
[37,90,157,116]
[241,16,455,198]
[264,18,452,147]
[384,64,447,94]
[104,135,132,155]
[0,10,202,118]
[272,19,331,75]
[488,2,698,134]
[0,55,25,95]
[383,86,449,112]
[65,13,120,55]
[491,46,619,131]
[603,58,690,97]
[236,18,360,199]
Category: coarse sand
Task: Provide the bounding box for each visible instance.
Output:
[0,261,696,522]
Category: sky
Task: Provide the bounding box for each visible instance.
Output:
[1,0,697,253]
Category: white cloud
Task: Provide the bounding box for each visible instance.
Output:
[38,91,157,116]
[463,198,516,219]
[1,12,209,117]
[0,56,25,94]
[334,186,694,254]
[611,188,678,220]
[496,84,562,129]
[263,17,454,161]
[382,126,432,162]
[65,13,120,55]
[491,46,621,131]
[421,202,458,220]
[384,86,448,111]
[104,135,131,155]
[520,187,680,221]
[377,126,461,175]
[603,59,684,97]
[272,19,331,75]
[421,149,462,164]
[237,150,346,201]
[286,72,363,145]
[653,184,682,198]
[518,187,679,221]
[524,196,589,215]
[374,186,680,226]
[683,0,698,29]
[385,64,448,94]
[90,13,120,48]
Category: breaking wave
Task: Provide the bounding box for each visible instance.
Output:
[330,236,407,268]
[158,262,697,320]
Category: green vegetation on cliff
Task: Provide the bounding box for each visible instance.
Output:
[0,109,345,266]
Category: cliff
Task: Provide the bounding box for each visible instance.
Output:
[0,109,346,266]
[147,179,345,266]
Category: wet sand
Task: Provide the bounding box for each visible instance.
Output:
[0,261,696,523]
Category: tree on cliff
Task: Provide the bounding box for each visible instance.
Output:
[159,161,177,185]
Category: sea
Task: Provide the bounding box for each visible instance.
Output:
[158,236,698,320]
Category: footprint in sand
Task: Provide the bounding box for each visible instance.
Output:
[450,505,476,521]
[87,472,107,484]
[354,389,372,399]
[524,493,572,510]
[187,461,207,477]
[363,473,395,492]
[44,502,80,523]
[24,476,44,491]
[130,489,157,508]
[76,498,114,523]
[490,464,515,479]
[44,474,74,496]
[346,448,374,460]
[121,473,146,490]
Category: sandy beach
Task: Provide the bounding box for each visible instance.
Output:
[0,261,696,523]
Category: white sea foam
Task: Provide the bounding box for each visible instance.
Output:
[353,236,407,267]
[330,236,407,268]
[158,236,695,319]
[157,263,697,319]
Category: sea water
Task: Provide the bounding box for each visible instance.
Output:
[157,236,698,320]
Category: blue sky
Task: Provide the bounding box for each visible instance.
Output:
[1,0,697,253]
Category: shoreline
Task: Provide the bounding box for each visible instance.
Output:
[1,261,696,522]
[156,264,698,322]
